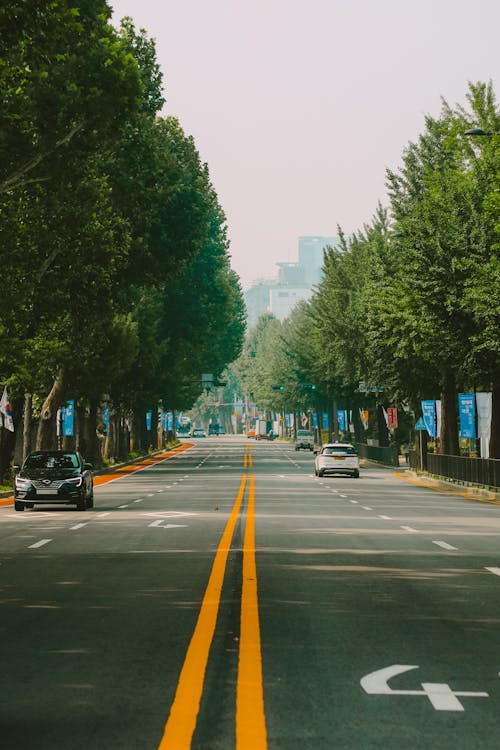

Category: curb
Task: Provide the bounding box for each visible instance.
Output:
[394,469,500,505]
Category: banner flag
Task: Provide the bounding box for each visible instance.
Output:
[146,410,152,430]
[458,393,476,439]
[0,387,14,431]
[359,409,369,431]
[421,400,436,437]
[62,399,75,437]
[387,407,398,430]
[337,410,347,432]
[476,392,492,458]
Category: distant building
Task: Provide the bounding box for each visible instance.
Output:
[244,235,338,326]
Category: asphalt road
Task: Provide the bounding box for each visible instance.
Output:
[1,437,500,749]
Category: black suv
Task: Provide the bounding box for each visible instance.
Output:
[14,450,94,511]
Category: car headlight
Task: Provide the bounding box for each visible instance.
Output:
[64,477,83,487]
[15,476,32,490]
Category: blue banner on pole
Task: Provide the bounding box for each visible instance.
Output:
[146,410,152,431]
[103,407,109,436]
[458,393,476,439]
[421,400,436,437]
[322,412,329,430]
[167,412,173,430]
[62,399,75,437]
[337,410,347,432]
[162,411,168,430]
[312,412,318,428]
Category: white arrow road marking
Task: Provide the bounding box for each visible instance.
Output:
[433,541,458,551]
[485,567,500,577]
[361,665,488,711]
[149,520,164,527]
[149,520,188,529]
[28,539,52,549]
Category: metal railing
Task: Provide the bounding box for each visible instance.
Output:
[355,443,400,467]
[421,452,500,489]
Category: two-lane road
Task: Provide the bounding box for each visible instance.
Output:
[1,437,500,749]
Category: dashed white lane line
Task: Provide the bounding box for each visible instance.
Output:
[485,567,500,577]
[28,539,52,549]
[96,512,112,518]
[340,494,348,498]
[350,500,358,504]
[401,525,419,533]
[379,515,393,520]
[362,506,373,511]
[433,541,458,551]
[118,504,129,509]
[70,523,88,531]
[133,499,143,504]
[147,494,155,497]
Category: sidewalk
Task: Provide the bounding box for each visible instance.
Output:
[394,468,500,505]
[0,443,193,508]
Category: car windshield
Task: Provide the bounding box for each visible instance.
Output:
[322,446,357,456]
[24,452,79,470]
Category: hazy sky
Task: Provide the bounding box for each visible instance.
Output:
[110,0,499,289]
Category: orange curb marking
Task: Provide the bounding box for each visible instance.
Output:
[0,443,194,507]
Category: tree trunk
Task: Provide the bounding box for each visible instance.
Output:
[22,394,32,462]
[377,403,389,447]
[440,372,459,456]
[489,380,500,459]
[36,366,65,450]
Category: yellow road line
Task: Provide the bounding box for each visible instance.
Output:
[157,474,248,750]
[237,473,268,749]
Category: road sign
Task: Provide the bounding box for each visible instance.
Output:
[361,664,488,711]
[415,417,426,430]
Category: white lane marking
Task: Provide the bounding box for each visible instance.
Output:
[70,523,88,531]
[156,490,163,493]
[340,494,348,498]
[362,506,373,511]
[147,494,154,497]
[149,520,164,527]
[96,512,112,518]
[485,567,500,577]
[350,500,358,504]
[118,504,129,509]
[164,524,187,529]
[379,515,393,520]
[401,525,419,533]
[133,499,143,504]
[29,539,52,549]
[433,541,458,551]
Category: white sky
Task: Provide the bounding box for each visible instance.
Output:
[110,0,500,289]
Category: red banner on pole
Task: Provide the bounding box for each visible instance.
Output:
[387,407,398,430]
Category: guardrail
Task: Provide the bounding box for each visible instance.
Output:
[426,453,500,489]
[355,443,400,467]
[409,451,500,489]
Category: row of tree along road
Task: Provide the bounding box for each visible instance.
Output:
[0,2,245,480]
[233,82,500,471]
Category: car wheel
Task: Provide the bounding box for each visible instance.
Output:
[318,469,324,477]
[76,493,86,511]
[353,470,360,478]
[14,501,24,512]
[87,486,94,509]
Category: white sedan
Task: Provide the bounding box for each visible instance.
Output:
[314,443,360,478]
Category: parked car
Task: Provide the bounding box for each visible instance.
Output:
[191,427,207,438]
[295,429,314,451]
[247,429,256,438]
[314,443,360,478]
[13,450,94,511]
[208,424,220,436]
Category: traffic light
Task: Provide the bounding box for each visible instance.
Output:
[271,384,285,391]
[303,384,317,391]
[213,380,227,387]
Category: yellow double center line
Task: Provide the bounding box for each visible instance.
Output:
[157,470,267,749]
[243,443,253,468]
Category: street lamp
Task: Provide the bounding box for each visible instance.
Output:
[464,128,493,137]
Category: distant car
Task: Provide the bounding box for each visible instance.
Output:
[191,428,207,438]
[13,450,94,511]
[247,429,256,438]
[295,429,314,451]
[314,443,360,478]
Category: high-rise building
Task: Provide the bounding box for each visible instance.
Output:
[244,235,339,326]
